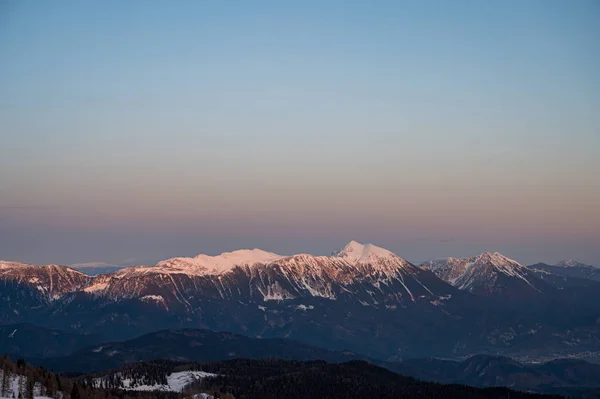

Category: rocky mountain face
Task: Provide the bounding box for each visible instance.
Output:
[0,261,90,323]
[1,243,600,361]
[419,252,553,298]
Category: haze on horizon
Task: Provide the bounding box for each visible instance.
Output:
[1,1,599,267]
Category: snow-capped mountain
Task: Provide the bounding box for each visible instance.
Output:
[420,252,551,298]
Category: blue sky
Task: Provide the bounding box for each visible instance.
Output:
[1,0,599,266]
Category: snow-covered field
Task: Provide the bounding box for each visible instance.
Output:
[188,394,214,399]
[95,370,217,392]
[1,368,216,399]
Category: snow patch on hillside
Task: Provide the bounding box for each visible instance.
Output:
[96,371,217,392]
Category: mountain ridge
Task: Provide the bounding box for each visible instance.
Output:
[419,251,553,298]
[2,242,600,361]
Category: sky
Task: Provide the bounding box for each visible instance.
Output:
[1,0,599,266]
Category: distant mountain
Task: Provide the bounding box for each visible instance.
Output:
[420,252,553,298]
[34,328,368,373]
[556,260,597,269]
[528,262,600,283]
[394,355,600,395]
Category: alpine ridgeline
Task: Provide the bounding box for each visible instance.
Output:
[1,242,600,361]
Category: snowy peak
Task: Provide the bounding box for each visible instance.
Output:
[334,240,396,264]
[476,251,523,270]
[154,248,283,275]
[466,251,532,282]
[420,251,545,296]
[332,240,417,278]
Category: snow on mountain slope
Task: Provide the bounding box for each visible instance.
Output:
[454,252,537,292]
[420,252,549,297]
[94,370,217,392]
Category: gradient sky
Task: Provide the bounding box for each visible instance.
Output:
[1,0,599,266]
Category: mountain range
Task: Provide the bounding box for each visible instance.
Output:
[1,241,600,361]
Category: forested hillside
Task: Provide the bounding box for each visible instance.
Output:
[80,358,564,399]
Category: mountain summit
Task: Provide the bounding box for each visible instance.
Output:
[334,240,396,263]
